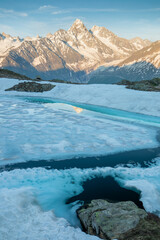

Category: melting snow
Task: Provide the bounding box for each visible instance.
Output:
[0,94,158,165]
[1,160,160,239]
[0,78,160,240]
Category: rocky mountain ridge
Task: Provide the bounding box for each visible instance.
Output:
[119,40,160,68]
[88,41,160,84]
[0,19,158,82]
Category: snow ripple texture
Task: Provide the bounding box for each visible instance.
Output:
[0,79,160,240]
[0,160,160,239]
[0,95,158,165]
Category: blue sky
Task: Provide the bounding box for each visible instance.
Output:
[0,0,160,41]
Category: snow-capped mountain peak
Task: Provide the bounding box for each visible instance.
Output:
[0,19,157,82]
[91,25,115,38]
[129,37,151,50]
[70,19,86,29]
[46,33,53,38]
[1,32,12,39]
[91,25,151,56]
[0,33,22,61]
[68,19,88,37]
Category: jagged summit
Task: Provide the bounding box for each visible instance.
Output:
[0,34,5,40]
[68,19,87,35]
[24,35,42,42]
[71,19,85,28]
[46,33,53,38]
[46,19,86,38]
[2,32,11,38]
[0,19,156,82]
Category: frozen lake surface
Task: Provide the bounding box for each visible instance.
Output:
[0,94,159,165]
[0,90,160,240]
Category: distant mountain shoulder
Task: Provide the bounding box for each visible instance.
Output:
[119,40,160,69]
[0,69,32,80]
[0,68,85,85]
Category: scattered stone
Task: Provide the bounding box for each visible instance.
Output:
[5,81,55,92]
[35,76,42,81]
[77,199,160,240]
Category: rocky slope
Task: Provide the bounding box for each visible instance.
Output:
[91,26,150,57]
[119,40,160,69]
[129,37,151,50]
[88,62,160,84]
[0,68,32,80]
[89,41,160,84]
[0,19,154,82]
[0,33,22,58]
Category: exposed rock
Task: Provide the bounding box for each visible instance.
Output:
[77,199,160,240]
[0,19,153,82]
[119,40,160,69]
[88,61,160,84]
[35,76,42,81]
[5,81,55,92]
[117,78,160,91]
[0,69,32,80]
[119,213,160,240]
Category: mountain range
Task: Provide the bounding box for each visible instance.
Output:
[0,19,160,83]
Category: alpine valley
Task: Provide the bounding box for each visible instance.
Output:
[1,19,160,83]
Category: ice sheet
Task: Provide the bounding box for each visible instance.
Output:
[0,78,160,117]
[1,160,160,239]
[0,187,99,240]
[0,95,158,165]
[0,78,160,240]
